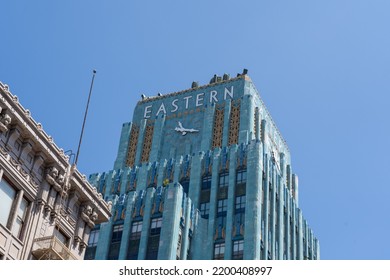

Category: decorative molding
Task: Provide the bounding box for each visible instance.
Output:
[228,99,240,146]
[126,124,139,167]
[0,113,11,132]
[212,105,224,148]
[141,121,154,163]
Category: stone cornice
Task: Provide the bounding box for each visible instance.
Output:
[0,81,111,222]
[0,81,69,168]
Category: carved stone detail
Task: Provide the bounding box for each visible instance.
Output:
[80,204,98,229]
[45,166,70,197]
[0,113,11,132]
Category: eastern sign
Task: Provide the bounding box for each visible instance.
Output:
[143,86,235,118]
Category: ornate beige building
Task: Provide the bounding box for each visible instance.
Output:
[0,81,111,260]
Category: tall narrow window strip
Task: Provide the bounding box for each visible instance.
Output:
[88,229,100,247]
[0,179,16,227]
[12,198,28,239]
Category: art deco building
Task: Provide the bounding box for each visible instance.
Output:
[86,70,320,260]
[0,82,111,260]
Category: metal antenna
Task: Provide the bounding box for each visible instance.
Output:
[75,69,96,166]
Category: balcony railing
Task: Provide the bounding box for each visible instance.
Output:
[31,236,76,260]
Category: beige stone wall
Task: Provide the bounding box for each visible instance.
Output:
[0,82,111,260]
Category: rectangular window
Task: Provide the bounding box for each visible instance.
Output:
[217,199,228,215]
[218,172,229,188]
[130,221,143,240]
[88,229,100,247]
[214,243,225,260]
[145,235,160,260]
[180,179,190,195]
[54,229,69,247]
[232,240,244,260]
[85,229,99,260]
[201,174,212,190]
[235,195,246,211]
[236,169,247,185]
[12,198,28,239]
[107,224,123,260]
[127,221,143,260]
[0,179,16,227]
[199,202,210,219]
[150,217,162,235]
[112,224,124,243]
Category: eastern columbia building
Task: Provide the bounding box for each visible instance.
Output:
[86,70,320,260]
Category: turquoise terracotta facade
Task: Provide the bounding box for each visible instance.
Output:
[85,72,319,260]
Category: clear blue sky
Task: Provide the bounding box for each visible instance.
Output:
[1,1,390,260]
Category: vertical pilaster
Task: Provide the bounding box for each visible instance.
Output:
[118,192,137,259]
[201,104,215,152]
[156,160,166,187]
[114,122,132,170]
[254,107,260,141]
[191,212,208,259]
[291,200,297,259]
[298,209,304,259]
[315,239,321,260]
[180,197,192,260]
[244,141,262,259]
[94,216,112,260]
[188,152,203,209]
[270,162,277,259]
[263,155,270,259]
[137,187,155,259]
[158,184,183,259]
[277,176,284,260]
[224,145,237,259]
[136,164,149,192]
[205,150,220,260]
[285,187,291,260]
[292,174,299,206]
[239,94,254,144]
[149,115,166,163]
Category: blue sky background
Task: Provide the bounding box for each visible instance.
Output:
[1,1,390,260]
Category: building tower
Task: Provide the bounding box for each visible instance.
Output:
[86,70,320,260]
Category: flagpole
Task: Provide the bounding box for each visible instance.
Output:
[74,69,96,167]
